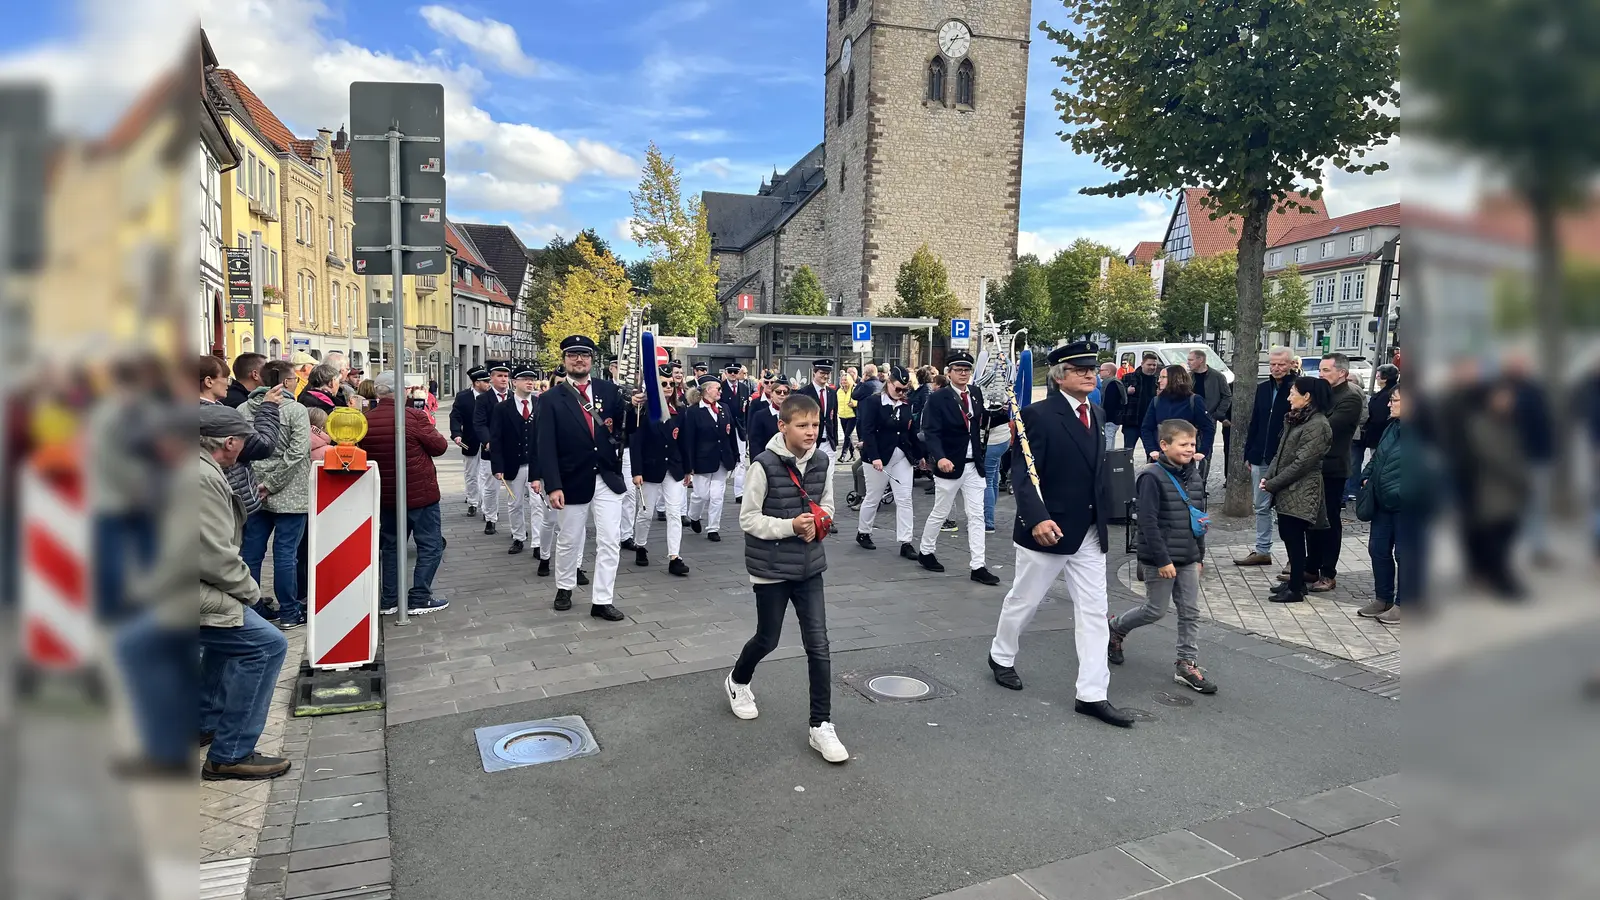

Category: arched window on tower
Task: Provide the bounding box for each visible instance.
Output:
[836,78,846,125]
[838,0,847,24]
[956,59,975,107]
[846,70,856,118]
[927,57,946,105]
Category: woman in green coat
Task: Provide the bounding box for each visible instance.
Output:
[1358,380,1417,624]
[1261,376,1333,604]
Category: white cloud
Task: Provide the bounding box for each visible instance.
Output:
[1022,196,1172,259]
[420,5,538,77]
[447,172,562,213]
[613,217,639,245]
[674,128,732,144]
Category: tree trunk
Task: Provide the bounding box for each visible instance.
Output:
[1529,190,1572,516]
[1224,194,1272,518]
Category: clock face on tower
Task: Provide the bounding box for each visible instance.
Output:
[840,36,853,73]
[938,20,971,59]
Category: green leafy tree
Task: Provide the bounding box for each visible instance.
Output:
[990,255,1057,343]
[1096,259,1161,343]
[783,265,828,316]
[523,229,617,341]
[1160,250,1237,340]
[1045,239,1115,340]
[885,244,964,338]
[1263,264,1311,345]
[1044,0,1399,514]
[625,259,654,295]
[631,142,720,337]
[539,235,632,368]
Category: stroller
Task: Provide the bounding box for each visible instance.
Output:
[845,456,896,512]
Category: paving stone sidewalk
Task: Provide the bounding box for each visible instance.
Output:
[929,774,1401,900]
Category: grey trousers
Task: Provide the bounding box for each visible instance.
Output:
[1111,562,1201,663]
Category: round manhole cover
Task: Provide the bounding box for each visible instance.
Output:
[1153,691,1195,708]
[493,726,583,765]
[867,675,933,699]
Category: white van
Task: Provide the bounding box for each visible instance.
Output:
[1112,342,1236,385]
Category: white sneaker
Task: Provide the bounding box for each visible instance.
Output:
[724,673,758,720]
[808,722,849,763]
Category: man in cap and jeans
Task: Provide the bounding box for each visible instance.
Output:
[196,404,292,780]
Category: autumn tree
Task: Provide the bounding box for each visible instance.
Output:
[1045,239,1116,340]
[539,235,632,368]
[885,245,964,338]
[1161,250,1237,340]
[1045,0,1399,515]
[523,228,616,340]
[783,266,827,316]
[630,142,719,337]
[1263,264,1311,346]
[1095,259,1161,343]
[990,254,1056,343]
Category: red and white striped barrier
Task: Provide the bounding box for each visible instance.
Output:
[19,461,92,671]
[306,461,381,670]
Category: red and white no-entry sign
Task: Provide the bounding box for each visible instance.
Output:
[656,345,670,366]
[307,461,381,670]
[20,460,92,671]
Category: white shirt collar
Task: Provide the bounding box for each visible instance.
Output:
[702,400,719,413]
[880,391,902,408]
[1060,390,1086,414]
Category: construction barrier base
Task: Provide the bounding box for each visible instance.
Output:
[16,661,107,708]
[292,659,386,718]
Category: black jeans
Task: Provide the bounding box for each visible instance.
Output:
[732,575,831,726]
[1306,475,1345,580]
[1278,514,1312,594]
[841,419,858,456]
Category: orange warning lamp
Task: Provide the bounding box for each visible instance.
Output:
[324,407,370,472]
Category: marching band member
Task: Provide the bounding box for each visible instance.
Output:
[796,358,840,460]
[721,364,753,502]
[471,361,511,534]
[855,365,922,560]
[684,374,739,541]
[489,362,539,555]
[630,364,691,576]
[450,367,490,516]
[917,351,1001,585]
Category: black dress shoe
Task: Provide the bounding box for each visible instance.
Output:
[919,552,945,573]
[970,567,1000,586]
[635,547,649,567]
[656,510,667,522]
[681,515,690,526]
[734,496,742,504]
[707,532,721,543]
[554,589,573,611]
[577,569,590,586]
[537,558,551,577]
[988,656,1023,690]
[620,537,636,552]
[856,533,876,550]
[1270,590,1306,604]
[689,519,703,534]
[668,557,690,576]
[591,604,626,622]
[1074,699,1135,728]
[901,543,918,560]
[466,505,477,517]
[484,521,497,535]
[507,539,524,555]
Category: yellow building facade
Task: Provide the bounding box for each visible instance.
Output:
[208,74,287,360]
[364,268,450,386]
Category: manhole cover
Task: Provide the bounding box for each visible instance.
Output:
[1153,691,1194,708]
[866,675,932,699]
[475,715,599,772]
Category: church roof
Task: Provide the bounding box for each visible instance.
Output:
[706,143,826,252]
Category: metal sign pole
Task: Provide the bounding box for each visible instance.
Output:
[388,122,411,626]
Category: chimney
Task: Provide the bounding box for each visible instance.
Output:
[315,126,332,157]
[335,124,348,150]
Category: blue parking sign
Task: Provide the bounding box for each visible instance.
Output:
[852,320,871,342]
[951,319,970,339]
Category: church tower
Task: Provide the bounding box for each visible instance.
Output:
[822,0,1031,318]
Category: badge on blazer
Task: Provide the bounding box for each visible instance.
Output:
[672,427,680,439]
[604,418,614,429]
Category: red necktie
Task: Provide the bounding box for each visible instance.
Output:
[521,399,530,421]
[1078,402,1091,431]
[577,382,594,435]
[819,390,826,419]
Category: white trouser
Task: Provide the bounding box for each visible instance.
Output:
[635,478,686,558]
[989,534,1110,702]
[859,449,915,543]
[920,464,987,569]
[689,466,727,533]
[479,452,502,522]
[620,455,637,541]
[528,482,558,558]
[463,451,483,507]
[733,435,748,497]
[555,475,624,605]
[502,465,530,542]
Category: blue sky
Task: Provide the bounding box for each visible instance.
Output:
[5,0,1398,263]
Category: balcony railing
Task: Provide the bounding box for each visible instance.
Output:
[416,325,440,347]
[415,274,438,293]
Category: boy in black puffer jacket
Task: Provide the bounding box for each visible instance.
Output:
[1109,419,1217,694]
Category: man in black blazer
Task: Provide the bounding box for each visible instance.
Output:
[489,363,540,556]
[629,364,691,576]
[987,341,1133,728]
[796,358,840,459]
[683,375,738,540]
[916,351,1000,585]
[855,366,922,559]
[720,364,753,501]
[746,377,789,465]
[535,335,628,621]
[450,367,490,516]
[472,361,512,534]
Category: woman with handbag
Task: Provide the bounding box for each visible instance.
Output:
[1261,377,1333,604]
[1357,380,1414,623]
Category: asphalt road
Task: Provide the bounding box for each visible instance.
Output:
[388,630,1399,900]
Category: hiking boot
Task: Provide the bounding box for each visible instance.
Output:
[1234,552,1273,566]
[1174,661,1218,694]
[1356,599,1393,618]
[202,753,291,781]
[1376,605,1400,625]
[1108,626,1125,665]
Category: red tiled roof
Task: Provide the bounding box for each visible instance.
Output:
[334,148,353,193]
[213,69,296,153]
[103,66,180,154]
[1128,241,1161,265]
[1273,203,1401,248]
[446,220,512,305]
[1180,189,1330,258]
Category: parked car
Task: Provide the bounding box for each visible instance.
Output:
[1111,342,1237,384]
